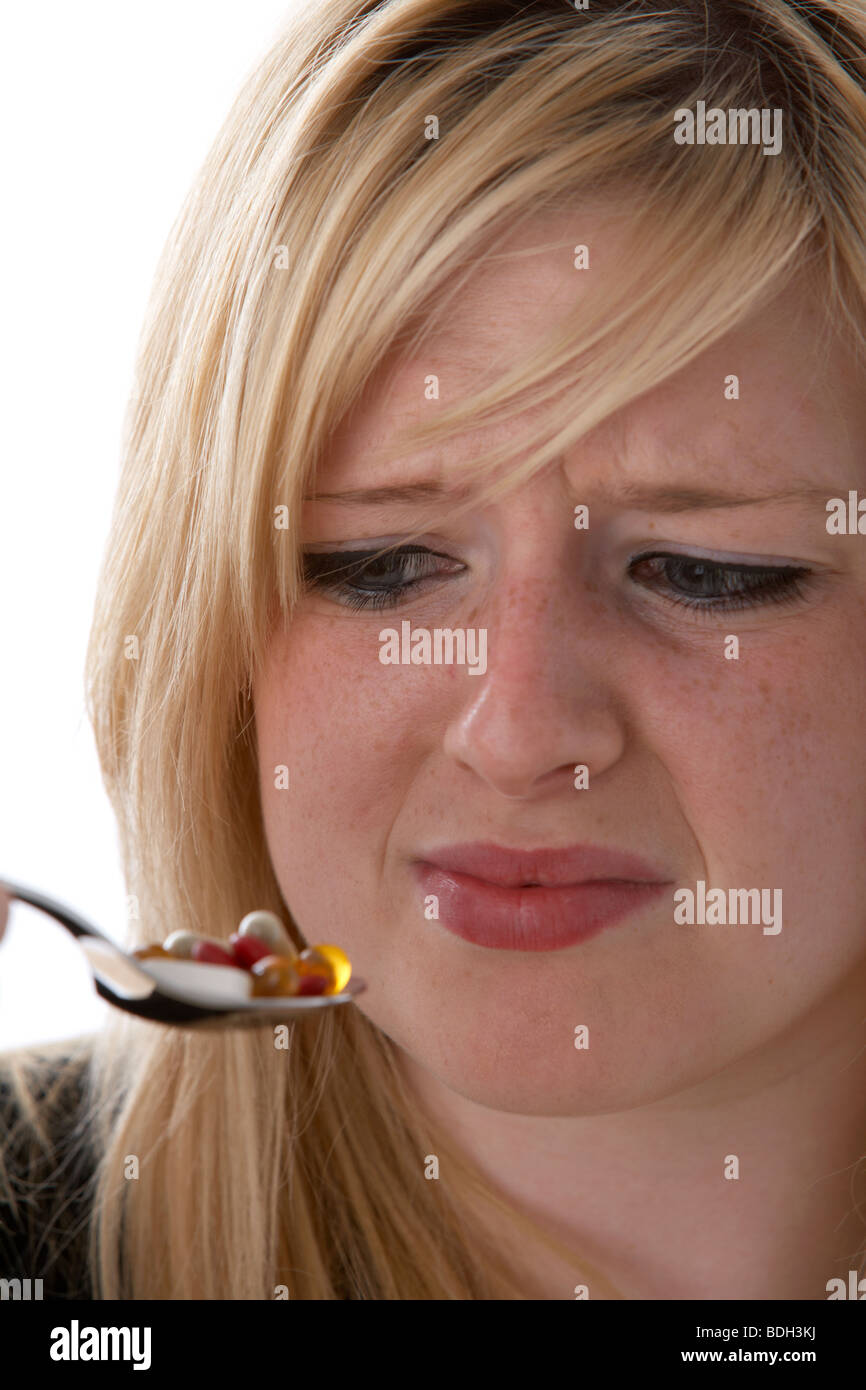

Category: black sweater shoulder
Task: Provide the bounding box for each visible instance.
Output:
[0,1041,97,1300]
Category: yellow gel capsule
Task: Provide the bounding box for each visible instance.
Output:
[309,944,352,994]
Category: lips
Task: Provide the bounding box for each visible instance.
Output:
[412,841,672,952]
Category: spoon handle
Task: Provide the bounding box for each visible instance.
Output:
[0,878,113,944]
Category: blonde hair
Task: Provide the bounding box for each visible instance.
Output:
[6,0,866,1297]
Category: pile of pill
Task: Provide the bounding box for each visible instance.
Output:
[132,910,351,1000]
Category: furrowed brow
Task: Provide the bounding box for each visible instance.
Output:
[303,482,452,505]
[303,478,841,511]
[609,482,840,512]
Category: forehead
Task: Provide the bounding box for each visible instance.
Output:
[323,205,863,491]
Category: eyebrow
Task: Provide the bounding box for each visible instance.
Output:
[303,479,840,511]
[608,482,839,512]
[304,483,455,505]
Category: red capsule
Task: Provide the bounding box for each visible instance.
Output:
[191,939,245,969]
[296,972,329,996]
[229,932,274,969]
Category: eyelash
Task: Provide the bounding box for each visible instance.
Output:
[628,552,810,614]
[301,545,811,614]
[302,546,459,611]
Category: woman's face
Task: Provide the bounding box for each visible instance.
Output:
[253,209,866,1117]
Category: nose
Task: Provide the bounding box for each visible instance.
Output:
[442,572,627,801]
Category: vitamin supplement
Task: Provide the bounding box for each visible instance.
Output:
[163,930,199,957]
[296,971,330,996]
[132,944,172,961]
[295,947,331,978]
[299,945,351,994]
[136,957,253,1007]
[131,913,352,1001]
[237,911,295,955]
[228,931,274,969]
[191,939,244,969]
[250,955,331,998]
[250,955,303,997]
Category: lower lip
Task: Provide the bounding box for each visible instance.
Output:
[413,864,670,951]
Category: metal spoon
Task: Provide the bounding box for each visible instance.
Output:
[0,878,366,1030]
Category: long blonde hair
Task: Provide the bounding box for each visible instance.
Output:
[7,0,866,1297]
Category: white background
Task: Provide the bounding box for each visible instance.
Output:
[0,1,299,1049]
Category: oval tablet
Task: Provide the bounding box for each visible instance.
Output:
[237,910,294,955]
[134,957,253,1007]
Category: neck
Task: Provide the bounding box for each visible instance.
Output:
[398,963,866,1300]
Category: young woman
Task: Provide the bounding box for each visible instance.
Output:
[2,0,866,1300]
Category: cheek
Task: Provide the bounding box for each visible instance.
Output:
[630,620,866,983]
[252,618,432,935]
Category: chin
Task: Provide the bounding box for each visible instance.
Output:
[410,1052,694,1118]
[372,995,717,1117]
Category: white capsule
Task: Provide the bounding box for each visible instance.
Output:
[136,958,252,1007]
[237,910,294,954]
[162,930,200,958]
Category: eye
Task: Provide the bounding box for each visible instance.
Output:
[301,544,464,610]
[628,552,811,613]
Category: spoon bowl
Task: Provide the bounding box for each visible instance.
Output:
[0,878,366,1029]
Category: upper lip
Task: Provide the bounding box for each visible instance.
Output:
[416,841,672,888]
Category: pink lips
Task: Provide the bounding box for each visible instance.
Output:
[413,842,672,952]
